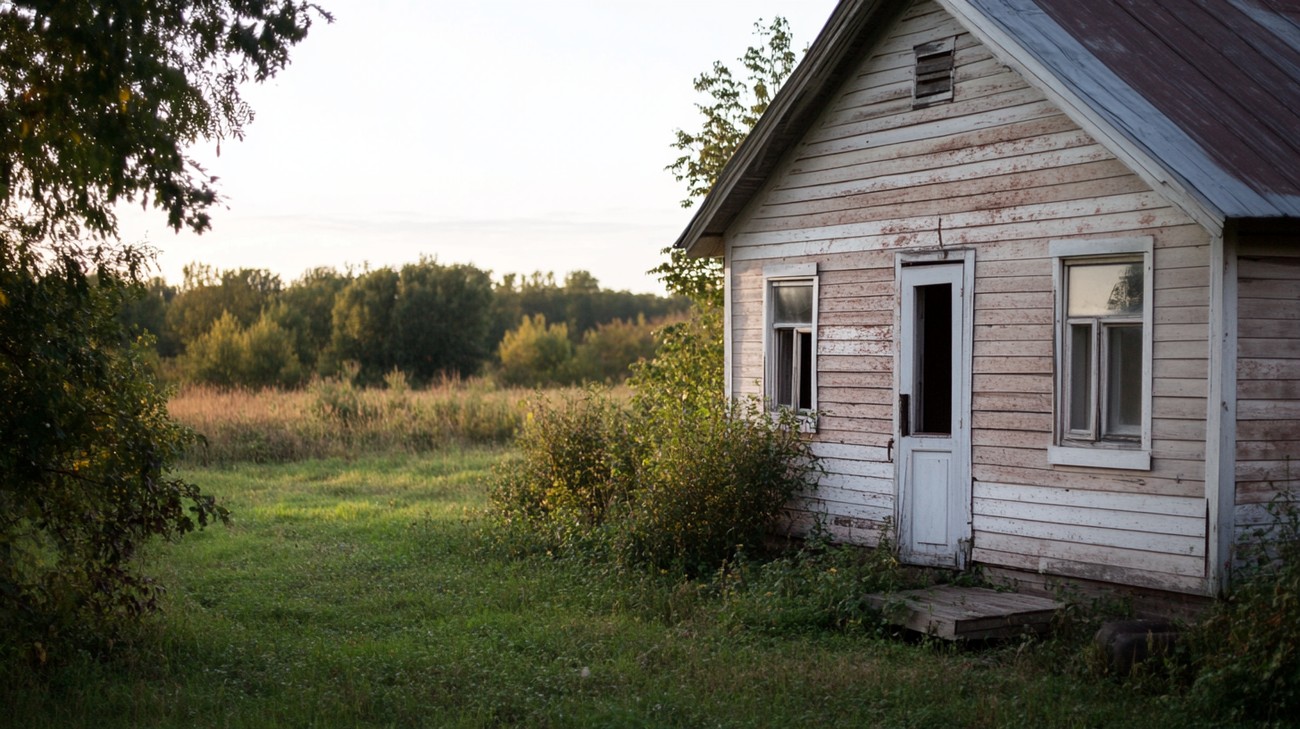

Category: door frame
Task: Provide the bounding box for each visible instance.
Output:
[894,249,975,569]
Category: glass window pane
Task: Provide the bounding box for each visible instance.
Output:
[773,282,813,324]
[1069,324,1092,433]
[775,329,793,407]
[1105,325,1143,436]
[798,330,813,410]
[1067,263,1143,317]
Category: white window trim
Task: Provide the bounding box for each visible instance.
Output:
[1048,237,1153,471]
[762,263,818,430]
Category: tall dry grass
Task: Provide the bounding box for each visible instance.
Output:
[169,378,586,465]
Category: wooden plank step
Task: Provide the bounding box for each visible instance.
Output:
[865,585,1063,640]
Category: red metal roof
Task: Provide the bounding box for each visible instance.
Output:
[674,0,1300,255]
[1018,0,1300,218]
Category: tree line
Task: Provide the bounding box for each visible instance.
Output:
[118,259,690,389]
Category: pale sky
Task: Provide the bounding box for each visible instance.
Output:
[115,1,839,294]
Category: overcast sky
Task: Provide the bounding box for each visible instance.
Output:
[115,1,839,294]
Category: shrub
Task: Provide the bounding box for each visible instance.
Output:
[488,389,817,575]
[1,245,226,652]
[615,399,816,574]
[489,389,636,552]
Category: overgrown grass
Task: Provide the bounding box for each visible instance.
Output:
[168,380,612,465]
[2,453,1206,727]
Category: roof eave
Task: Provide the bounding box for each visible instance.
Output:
[675,0,902,257]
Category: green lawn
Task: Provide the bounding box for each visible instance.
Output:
[4,450,1201,728]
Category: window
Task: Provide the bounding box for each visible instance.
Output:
[1049,238,1153,470]
[765,265,817,414]
[913,38,955,107]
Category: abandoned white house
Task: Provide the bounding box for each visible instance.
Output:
[674,0,1300,598]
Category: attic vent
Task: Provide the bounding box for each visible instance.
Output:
[913,39,955,107]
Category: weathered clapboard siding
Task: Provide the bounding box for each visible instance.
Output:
[1234,250,1300,546]
[722,0,1212,591]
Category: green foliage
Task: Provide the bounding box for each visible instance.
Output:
[488,15,811,574]
[0,0,324,655]
[392,258,494,382]
[666,17,798,209]
[496,314,574,387]
[489,388,817,575]
[269,266,352,371]
[0,244,227,649]
[1181,494,1300,723]
[0,1,329,243]
[615,399,817,574]
[180,310,304,389]
[489,390,636,552]
[710,529,907,635]
[324,260,496,385]
[116,277,180,357]
[327,267,399,382]
[166,265,283,351]
[628,303,724,420]
[570,314,662,384]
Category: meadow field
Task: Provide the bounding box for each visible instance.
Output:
[1,385,1248,727]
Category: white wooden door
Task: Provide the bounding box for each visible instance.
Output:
[897,263,971,568]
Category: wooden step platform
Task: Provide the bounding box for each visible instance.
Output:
[865,585,1063,640]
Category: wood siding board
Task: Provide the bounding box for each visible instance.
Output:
[973,463,1204,497]
[974,481,1205,517]
[971,547,1207,593]
[972,531,1206,578]
[973,514,1203,556]
[756,159,1135,222]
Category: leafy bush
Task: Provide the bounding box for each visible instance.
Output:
[489,390,636,551]
[488,389,817,575]
[1,245,227,652]
[614,400,816,573]
[1182,495,1300,722]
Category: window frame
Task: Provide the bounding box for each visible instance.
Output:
[1048,238,1154,471]
[763,263,818,421]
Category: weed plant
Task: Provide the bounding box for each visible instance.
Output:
[168,377,550,465]
[1179,492,1300,723]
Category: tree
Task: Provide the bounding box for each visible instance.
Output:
[0,1,327,648]
[657,17,799,307]
[497,314,574,387]
[181,310,303,389]
[392,258,494,382]
[117,276,181,357]
[327,267,399,383]
[0,1,329,245]
[571,315,662,384]
[167,265,283,350]
[270,266,352,372]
